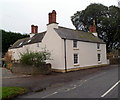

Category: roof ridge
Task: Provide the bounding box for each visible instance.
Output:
[12,37,29,45]
[58,26,88,33]
[30,31,46,34]
[58,26,76,31]
[38,31,46,34]
[18,37,29,41]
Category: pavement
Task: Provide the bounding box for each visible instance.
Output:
[2,67,31,79]
[2,64,119,94]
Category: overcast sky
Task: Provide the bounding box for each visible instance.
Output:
[0,0,118,34]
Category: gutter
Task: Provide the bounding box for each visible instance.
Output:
[63,39,67,72]
[61,38,105,44]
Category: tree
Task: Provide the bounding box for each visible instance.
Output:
[1,30,29,55]
[71,3,120,52]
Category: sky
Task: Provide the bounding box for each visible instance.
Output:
[0,0,118,34]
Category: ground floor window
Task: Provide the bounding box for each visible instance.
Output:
[98,53,101,61]
[74,53,79,64]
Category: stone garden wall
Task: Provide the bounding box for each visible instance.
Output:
[12,63,51,75]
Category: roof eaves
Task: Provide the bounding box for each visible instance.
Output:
[61,38,105,44]
[9,37,30,49]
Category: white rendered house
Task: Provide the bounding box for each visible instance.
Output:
[9,10,107,72]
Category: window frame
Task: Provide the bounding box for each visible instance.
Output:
[74,53,79,65]
[97,43,100,50]
[97,53,101,62]
[73,40,77,48]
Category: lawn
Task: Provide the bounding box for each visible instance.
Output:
[0,87,27,100]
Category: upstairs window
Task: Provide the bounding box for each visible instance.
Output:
[97,43,100,49]
[74,53,79,64]
[73,40,77,48]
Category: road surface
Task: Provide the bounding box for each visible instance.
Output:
[17,65,119,98]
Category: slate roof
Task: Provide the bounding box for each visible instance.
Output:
[9,32,46,49]
[54,26,105,44]
[9,26,105,49]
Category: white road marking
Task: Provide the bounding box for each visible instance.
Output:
[65,88,71,92]
[101,80,120,97]
[70,86,76,90]
[41,71,112,98]
[41,80,86,98]
[41,91,58,98]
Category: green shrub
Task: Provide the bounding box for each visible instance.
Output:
[20,50,51,67]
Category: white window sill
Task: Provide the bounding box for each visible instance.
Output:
[98,61,102,64]
[73,48,79,50]
[97,49,101,51]
[74,64,80,66]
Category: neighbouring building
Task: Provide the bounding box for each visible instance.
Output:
[9,10,107,72]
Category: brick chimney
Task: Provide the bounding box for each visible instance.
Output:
[89,20,97,37]
[90,20,96,32]
[48,10,57,24]
[31,25,38,33]
[89,25,96,32]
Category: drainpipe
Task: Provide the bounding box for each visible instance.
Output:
[64,39,67,72]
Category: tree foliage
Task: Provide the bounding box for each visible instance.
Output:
[1,30,29,55]
[71,3,120,52]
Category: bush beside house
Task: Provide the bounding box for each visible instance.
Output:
[3,51,13,69]
[4,50,52,75]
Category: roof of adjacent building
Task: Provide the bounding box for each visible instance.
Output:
[9,26,105,49]
[54,26,105,44]
[9,31,46,49]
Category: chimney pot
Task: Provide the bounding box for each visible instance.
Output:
[52,10,56,23]
[52,10,56,14]
[35,26,38,33]
[31,25,35,33]
[49,13,52,24]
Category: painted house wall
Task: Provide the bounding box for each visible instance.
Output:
[41,23,65,70]
[65,40,107,69]
[24,42,43,53]
[98,44,107,64]
[8,47,25,60]
[8,42,42,61]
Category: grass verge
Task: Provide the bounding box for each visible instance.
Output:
[0,87,28,100]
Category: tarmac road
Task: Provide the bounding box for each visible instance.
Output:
[16,65,119,98]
